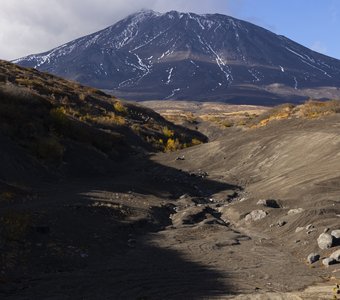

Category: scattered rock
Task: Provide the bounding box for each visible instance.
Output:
[306,224,314,231]
[176,156,185,161]
[323,227,330,233]
[307,230,316,235]
[307,253,320,264]
[322,257,337,267]
[245,210,267,222]
[331,230,340,239]
[256,199,280,208]
[317,233,333,250]
[277,220,286,227]
[179,194,189,200]
[295,227,304,233]
[80,252,89,258]
[287,208,304,215]
[330,249,340,262]
[190,170,208,178]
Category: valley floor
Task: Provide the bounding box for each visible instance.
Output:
[1,115,340,299]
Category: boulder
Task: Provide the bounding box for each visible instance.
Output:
[331,230,340,239]
[245,210,267,222]
[306,224,314,230]
[277,220,286,227]
[307,253,320,264]
[330,249,340,262]
[295,227,304,233]
[287,208,304,215]
[322,257,337,267]
[317,233,333,250]
[256,199,280,208]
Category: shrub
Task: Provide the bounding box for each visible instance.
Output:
[50,107,69,127]
[162,126,174,138]
[165,138,180,152]
[114,101,128,114]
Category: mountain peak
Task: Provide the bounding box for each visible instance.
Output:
[13,10,340,104]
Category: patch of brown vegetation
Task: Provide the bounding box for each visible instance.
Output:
[250,99,340,128]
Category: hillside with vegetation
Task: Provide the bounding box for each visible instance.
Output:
[0,60,206,182]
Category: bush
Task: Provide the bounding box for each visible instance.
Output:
[165,138,180,152]
[162,126,174,138]
[114,101,128,114]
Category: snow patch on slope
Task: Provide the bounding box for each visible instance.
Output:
[166,67,174,84]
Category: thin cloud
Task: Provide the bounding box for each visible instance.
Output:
[0,0,231,60]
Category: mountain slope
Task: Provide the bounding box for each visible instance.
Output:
[14,10,340,104]
[0,60,206,182]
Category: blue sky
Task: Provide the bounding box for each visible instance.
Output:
[0,0,339,60]
[228,0,340,59]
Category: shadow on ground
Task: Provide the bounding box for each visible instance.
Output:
[0,154,239,299]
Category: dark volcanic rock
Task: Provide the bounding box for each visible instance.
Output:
[13,10,340,104]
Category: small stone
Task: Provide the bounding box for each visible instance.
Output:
[323,227,330,233]
[331,230,340,239]
[307,253,320,264]
[277,220,286,227]
[295,227,304,233]
[307,230,315,235]
[330,249,340,262]
[287,208,304,215]
[306,224,314,230]
[317,233,333,250]
[295,240,300,243]
[322,257,337,267]
[245,210,267,222]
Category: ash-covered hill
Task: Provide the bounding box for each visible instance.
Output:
[14,10,340,104]
[0,60,206,183]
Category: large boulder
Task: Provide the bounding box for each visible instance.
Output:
[317,233,333,250]
[287,208,304,215]
[256,199,280,208]
[307,253,320,264]
[331,230,340,239]
[322,257,337,267]
[330,249,340,262]
[245,210,267,222]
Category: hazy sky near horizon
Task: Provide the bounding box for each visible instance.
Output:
[0,0,339,60]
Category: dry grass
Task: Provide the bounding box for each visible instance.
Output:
[0,60,207,157]
[249,99,340,128]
